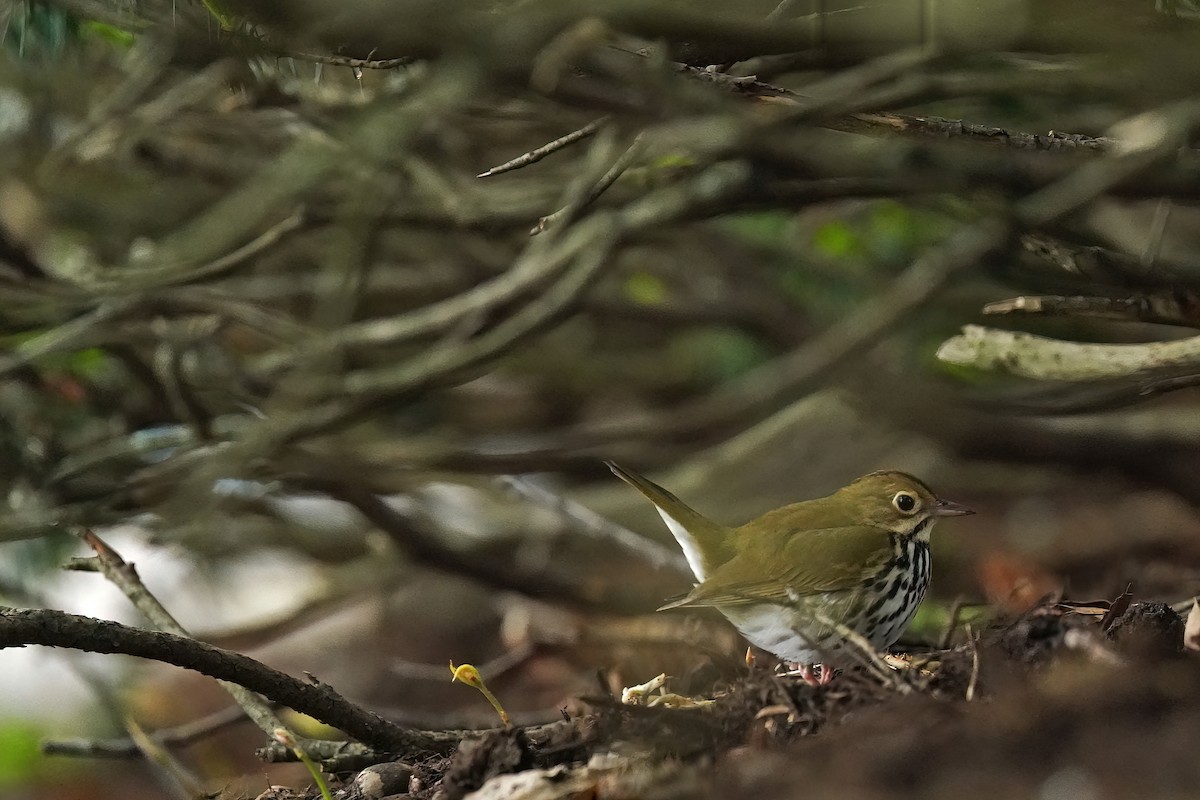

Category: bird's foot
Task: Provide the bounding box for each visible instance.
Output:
[781,663,836,685]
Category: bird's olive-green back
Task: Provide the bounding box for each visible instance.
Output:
[659,523,895,609]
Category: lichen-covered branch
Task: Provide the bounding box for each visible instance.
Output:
[937,324,1200,382]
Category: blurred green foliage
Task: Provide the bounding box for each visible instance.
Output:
[0,533,78,599]
[3,1,135,58]
[2,2,80,59]
[670,327,771,382]
[907,600,990,642]
[622,271,670,307]
[0,721,47,787]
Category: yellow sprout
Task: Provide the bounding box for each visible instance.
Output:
[450,661,511,728]
[272,728,332,800]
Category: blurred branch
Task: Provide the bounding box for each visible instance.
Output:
[251,126,627,379]
[852,113,1115,152]
[111,65,479,291]
[44,704,253,760]
[290,475,660,612]
[421,98,1200,470]
[252,161,753,447]
[1016,233,1200,288]
[495,475,689,574]
[983,293,1200,327]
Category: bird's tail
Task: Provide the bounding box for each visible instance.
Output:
[605,461,732,581]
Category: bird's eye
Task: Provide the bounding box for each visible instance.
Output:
[893,492,917,513]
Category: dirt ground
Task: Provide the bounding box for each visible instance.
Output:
[241,591,1197,800]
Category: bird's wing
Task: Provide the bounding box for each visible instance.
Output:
[658,525,892,609]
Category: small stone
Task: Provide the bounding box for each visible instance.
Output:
[351,762,415,799]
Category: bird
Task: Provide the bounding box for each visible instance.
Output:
[606,462,973,683]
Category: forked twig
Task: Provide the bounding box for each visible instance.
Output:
[68,529,301,749]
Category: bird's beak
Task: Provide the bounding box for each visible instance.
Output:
[934,498,974,517]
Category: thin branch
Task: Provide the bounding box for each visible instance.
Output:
[72,530,298,746]
[477,117,609,178]
[965,624,981,702]
[254,163,757,445]
[252,127,625,380]
[0,607,458,755]
[256,717,586,767]
[532,131,647,234]
[44,704,252,759]
[288,476,647,612]
[983,293,1200,327]
[1016,233,1199,288]
[290,52,415,70]
[113,207,307,292]
[852,112,1115,152]
[423,97,1200,468]
[667,45,1126,153]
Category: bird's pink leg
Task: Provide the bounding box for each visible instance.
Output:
[794,664,823,686]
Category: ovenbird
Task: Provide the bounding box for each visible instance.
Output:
[608,462,973,679]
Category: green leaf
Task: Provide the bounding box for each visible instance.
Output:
[66,347,110,378]
[812,220,857,257]
[623,271,669,306]
[651,153,697,170]
[81,21,135,48]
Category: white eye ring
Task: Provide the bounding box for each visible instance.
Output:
[893,492,918,514]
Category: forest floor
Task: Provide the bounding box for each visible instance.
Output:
[257,595,1199,800]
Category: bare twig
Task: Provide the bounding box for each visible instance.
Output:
[477,117,609,178]
[1017,233,1197,288]
[812,611,912,694]
[938,597,966,650]
[290,52,414,70]
[533,131,647,234]
[0,607,458,755]
[983,293,1200,327]
[965,624,980,702]
[71,530,299,747]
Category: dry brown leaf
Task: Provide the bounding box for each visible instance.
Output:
[1056,600,1112,617]
[1100,585,1134,632]
[977,550,1062,613]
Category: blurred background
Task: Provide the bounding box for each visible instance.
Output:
[2,0,1200,797]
